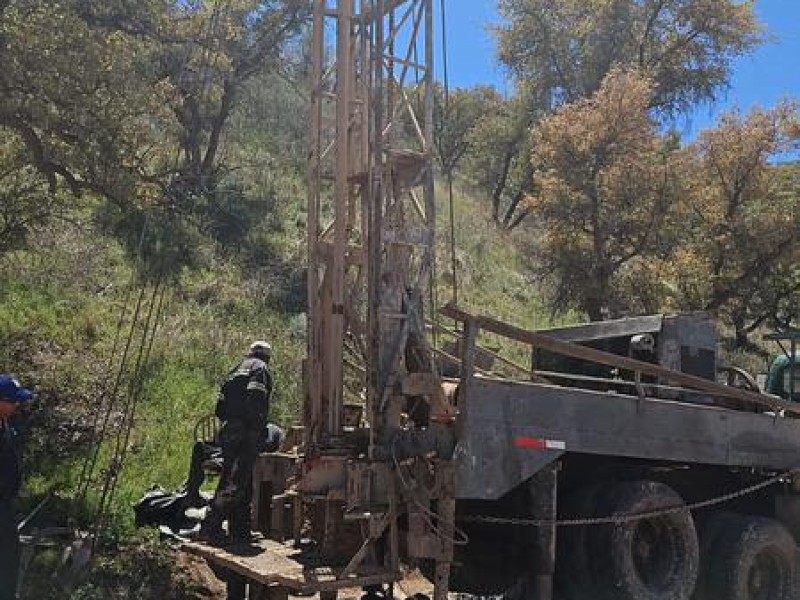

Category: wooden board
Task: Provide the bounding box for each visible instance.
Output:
[181,537,399,593]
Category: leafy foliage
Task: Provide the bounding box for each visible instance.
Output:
[462,0,764,228]
[529,70,685,320]
[672,104,800,345]
[464,90,537,228]
[0,0,309,277]
[523,66,800,340]
[433,83,497,176]
[497,0,763,114]
[0,0,174,205]
[0,136,61,253]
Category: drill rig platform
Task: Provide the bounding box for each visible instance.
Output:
[182,534,399,598]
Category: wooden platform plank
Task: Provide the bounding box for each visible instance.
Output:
[181,537,400,593]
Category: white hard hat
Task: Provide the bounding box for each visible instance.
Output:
[249,340,272,359]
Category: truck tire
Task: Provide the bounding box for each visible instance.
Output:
[693,512,741,599]
[556,484,606,600]
[594,481,699,600]
[704,516,796,600]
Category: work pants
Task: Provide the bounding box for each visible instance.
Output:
[206,421,258,600]
[206,420,258,541]
[0,499,19,600]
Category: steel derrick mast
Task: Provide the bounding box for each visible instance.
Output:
[306,0,437,448]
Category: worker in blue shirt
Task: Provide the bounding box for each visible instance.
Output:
[0,375,33,600]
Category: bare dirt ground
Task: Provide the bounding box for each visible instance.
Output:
[176,552,228,598]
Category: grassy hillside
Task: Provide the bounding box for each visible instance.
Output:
[0,173,573,598]
[433,180,580,372]
[438,180,577,330]
[1,224,303,496]
[0,201,308,597]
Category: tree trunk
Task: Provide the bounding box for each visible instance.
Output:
[585,300,604,322]
[734,326,750,350]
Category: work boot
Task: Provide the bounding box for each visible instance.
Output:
[230,526,256,546]
[198,525,227,546]
[198,513,227,546]
[361,584,387,600]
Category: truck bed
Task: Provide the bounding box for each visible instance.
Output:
[455,376,800,500]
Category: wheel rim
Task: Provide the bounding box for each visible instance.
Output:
[632,517,677,589]
[747,550,783,600]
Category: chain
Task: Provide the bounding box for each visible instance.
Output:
[458,470,796,528]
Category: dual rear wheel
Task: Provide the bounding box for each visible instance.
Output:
[557,481,797,600]
[558,480,697,600]
[695,513,797,600]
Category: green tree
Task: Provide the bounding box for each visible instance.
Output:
[433,84,498,177]
[152,1,308,206]
[473,0,763,229]
[0,0,172,206]
[498,0,763,114]
[76,0,309,259]
[465,90,538,228]
[0,135,58,253]
[0,0,308,270]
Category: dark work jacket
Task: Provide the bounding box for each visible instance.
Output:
[0,421,21,502]
[215,357,272,432]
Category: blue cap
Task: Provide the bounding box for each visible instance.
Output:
[0,375,33,404]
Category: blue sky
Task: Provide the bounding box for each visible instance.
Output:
[436,0,800,137]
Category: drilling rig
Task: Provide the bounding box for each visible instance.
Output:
[291,0,459,595]
[184,2,800,600]
[187,1,460,598]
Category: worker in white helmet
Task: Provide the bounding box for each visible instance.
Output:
[200,341,273,551]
